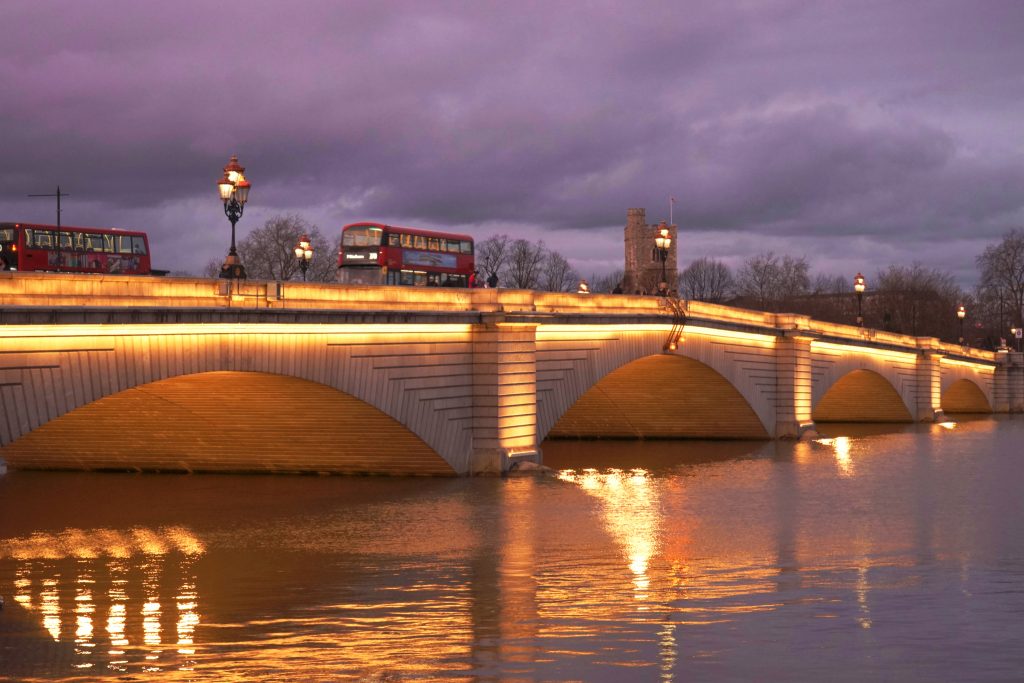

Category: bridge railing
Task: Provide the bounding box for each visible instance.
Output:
[0,272,1000,363]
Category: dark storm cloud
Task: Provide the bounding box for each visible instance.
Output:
[1,0,1023,277]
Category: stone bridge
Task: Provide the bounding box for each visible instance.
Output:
[1,273,1021,475]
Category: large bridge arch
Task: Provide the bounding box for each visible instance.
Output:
[547,354,769,439]
[0,324,477,473]
[810,343,918,421]
[1,371,454,474]
[941,379,992,414]
[813,369,913,423]
[939,361,995,414]
[535,325,777,440]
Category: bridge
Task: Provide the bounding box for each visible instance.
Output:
[1,272,1021,476]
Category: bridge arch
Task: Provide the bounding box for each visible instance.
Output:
[941,378,992,414]
[546,354,769,439]
[812,369,913,423]
[1,371,454,474]
[0,326,478,473]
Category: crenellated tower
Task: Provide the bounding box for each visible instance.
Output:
[622,208,677,295]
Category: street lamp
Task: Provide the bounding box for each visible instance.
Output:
[217,155,251,279]
[654,224,671,295]
[853,272,866,327]
[294,234,313,281]
[957,305,966,345]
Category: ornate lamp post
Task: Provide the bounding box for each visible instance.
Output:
[217,155,251,279]
[854,272,866,327]
[957,305,966,345]
[654,225,671,295]
[294,234,313,281]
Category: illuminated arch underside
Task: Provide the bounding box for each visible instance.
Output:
[547,355,768,440]
[941,379,992,414]
[2,371,453,475]
[813,369,912,423]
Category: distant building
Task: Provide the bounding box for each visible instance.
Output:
[621,208,677,295]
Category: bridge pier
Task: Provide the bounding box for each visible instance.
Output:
[992,351,1024,413]
[915,348,945,422]
[775,332,816,439]
[470,317,540,475]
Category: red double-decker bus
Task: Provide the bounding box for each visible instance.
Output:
[337,222,475,287]
[0,222,152,274]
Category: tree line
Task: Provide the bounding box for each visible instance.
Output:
[197,215,1024,349]
[663,228,1024,349]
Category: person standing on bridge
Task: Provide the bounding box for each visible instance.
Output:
[487,272,498,288]
[469,270,478,288]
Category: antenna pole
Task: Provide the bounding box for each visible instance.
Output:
[28,186,70,272]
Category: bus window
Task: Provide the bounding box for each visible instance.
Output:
[73,232,86,250]
[413,235,426,250]
[342,226,383,247]
[414,271,428,286]
[0,228,13,242]
[400,270,415,286]
[33,230,54,249]
[387,233,400,247]
[446,240,461,253]
[460,241,473,254]
[85,234,105,252]
[58,232,73,249]
[400,233,413,248]
[132,236,148,255]
[427,238,440,251]
[102,234,116,253]
[118,236,133,254]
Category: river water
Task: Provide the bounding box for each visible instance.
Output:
[2,417,1024,681]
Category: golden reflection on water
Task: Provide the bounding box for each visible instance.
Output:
[0,526,204,676]
[815,436,855,476]
[3,421,1016,680]
[73,561,96,669]
[557,467,660,602]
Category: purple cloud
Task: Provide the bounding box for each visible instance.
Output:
[1,0,1022,283]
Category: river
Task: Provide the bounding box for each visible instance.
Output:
[2,417,1023,681]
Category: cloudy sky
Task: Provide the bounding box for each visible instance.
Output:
[2,1,1022,283]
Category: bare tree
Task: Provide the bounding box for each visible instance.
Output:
[874,263,963,339]
[778,254,811,299]
[504,238,547,289]
[309,232,342,282]
[736,252,779,308]
[735,252,810,312]
[679,257,733,303]
[540,250,579,292]
[202,259,221,278]
[977,228,1024,329]
[476,234,510,284]
[236,215,333,281]
[811,273,849,295]
[592,269,625,293]
[972,281,1010,349]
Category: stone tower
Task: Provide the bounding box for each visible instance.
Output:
[622,208,677,295]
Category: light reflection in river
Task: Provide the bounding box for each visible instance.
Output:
[1,417,1024,681]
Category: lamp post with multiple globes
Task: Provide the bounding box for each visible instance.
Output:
[654,225,671,295]
[957,305,966,345]
[216,155,251,280]
[294,234,313,281]
[854,273,866,327]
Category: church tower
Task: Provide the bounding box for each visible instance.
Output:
[622,208,677,294]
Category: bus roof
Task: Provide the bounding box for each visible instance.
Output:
[0,222,148,236]
[342,222,473,242]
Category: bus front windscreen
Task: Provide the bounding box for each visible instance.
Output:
[342,226,383,247]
